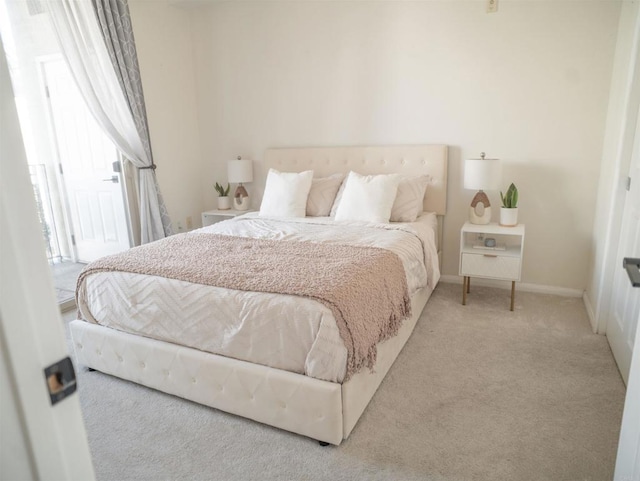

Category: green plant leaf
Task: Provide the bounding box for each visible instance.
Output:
[501,183,518,208]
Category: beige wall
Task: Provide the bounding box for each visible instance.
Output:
[129,0,203,233]
[131,0,622,291]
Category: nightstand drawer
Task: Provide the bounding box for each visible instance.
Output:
[460,253,521,281]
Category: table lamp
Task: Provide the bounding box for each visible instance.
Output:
[464,152,501,224]
[228,157,253,211]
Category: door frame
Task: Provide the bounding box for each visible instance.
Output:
[595,6,640,334]
[37,54,77,263]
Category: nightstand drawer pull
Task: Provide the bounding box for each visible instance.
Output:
[483,254,498,258]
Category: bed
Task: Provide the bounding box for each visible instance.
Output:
[70,144,448,445]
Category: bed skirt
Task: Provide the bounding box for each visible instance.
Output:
[70,285,433,445]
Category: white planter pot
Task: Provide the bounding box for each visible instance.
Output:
[217,196,231,210]
[500,207,518,227]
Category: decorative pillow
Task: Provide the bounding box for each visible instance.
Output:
[329,176,348,217]
[306,174,344,217]
[334,172,400,223]
[390,175,431,222]
[259,169,314,218]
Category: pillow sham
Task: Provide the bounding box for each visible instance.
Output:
[329,176,348,217]
[259,169,314,218]
[390,175,431,222]
[306,174,344,217]
[334,172,400,223]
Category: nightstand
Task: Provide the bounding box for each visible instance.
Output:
[459,222,525,311]
[201,209,253,227]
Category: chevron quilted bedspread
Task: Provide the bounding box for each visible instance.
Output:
[76,213,440,383]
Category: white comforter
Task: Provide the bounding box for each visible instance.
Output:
[78,213,439,382]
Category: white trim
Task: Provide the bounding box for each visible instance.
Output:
[593,2,640,334]
[439,275,584,298]
[583,291,599,334]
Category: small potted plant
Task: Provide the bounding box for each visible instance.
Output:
[500,183,519,226]
[215,182,231,210]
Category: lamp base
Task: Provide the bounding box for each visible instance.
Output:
[469,190,491,224]
[233,184,250,211]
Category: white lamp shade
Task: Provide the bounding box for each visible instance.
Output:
[228,159,253,183]
[464,157,501,191]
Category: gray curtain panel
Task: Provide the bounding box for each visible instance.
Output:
[93,0,173,240]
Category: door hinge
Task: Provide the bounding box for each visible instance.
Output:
[71,234,76,246]
[44,356,77,406]
[58,163,63,175]
[626,176,631,191]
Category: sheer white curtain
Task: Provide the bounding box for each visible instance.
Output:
[47,0,171,244]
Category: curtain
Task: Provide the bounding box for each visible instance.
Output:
[47,0,172,244]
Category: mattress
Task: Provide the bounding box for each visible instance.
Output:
[77,213,440,383]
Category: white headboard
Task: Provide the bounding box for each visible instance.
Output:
[263,145,448,215]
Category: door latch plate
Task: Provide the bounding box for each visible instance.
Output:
[44,356,77,405]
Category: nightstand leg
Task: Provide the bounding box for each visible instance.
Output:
[467,277,470,293]
[462,277,467,305]
[510,281,515,311]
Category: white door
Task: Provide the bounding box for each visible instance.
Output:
[1,41,95,480]
[43,58,130,262]
[606,104,640,384]
[615,308,640,480]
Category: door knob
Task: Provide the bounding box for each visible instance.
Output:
[102,175,119,183]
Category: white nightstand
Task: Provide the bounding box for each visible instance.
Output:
[459,222,525,311]
[201,209,253,227]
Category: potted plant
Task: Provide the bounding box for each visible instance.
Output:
[500,183,519,226]
[215,182,231,210]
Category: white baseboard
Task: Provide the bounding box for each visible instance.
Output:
[439,275,584,298]
[582,292,602,334]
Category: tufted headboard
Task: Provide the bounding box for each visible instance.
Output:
[263,145,448,215]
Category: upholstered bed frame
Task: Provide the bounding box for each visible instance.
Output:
[70,145,448,445]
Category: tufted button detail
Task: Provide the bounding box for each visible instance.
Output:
[381,159,386,165]
[140,362,146,368]
[422,159,427,165]
[280,402,287,409]
[163,369,170,377]
[117,355,123,362]
[77,343,83,349]
[191,377,196,384]
[96,349,101,355]
[250,395,255,400]
[401,158,406,165]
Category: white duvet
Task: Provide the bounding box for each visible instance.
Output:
[78,213,439,382]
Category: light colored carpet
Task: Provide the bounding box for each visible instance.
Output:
[52,261,85,304]
[63,283,626,481]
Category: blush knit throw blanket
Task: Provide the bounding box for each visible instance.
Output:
[77,232,412,381]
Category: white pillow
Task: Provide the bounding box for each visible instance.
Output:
[334,172,400,223]
[259,169,314,218]
[390,175,431,222]
[329,176,348,217]
[306,174,344,217]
